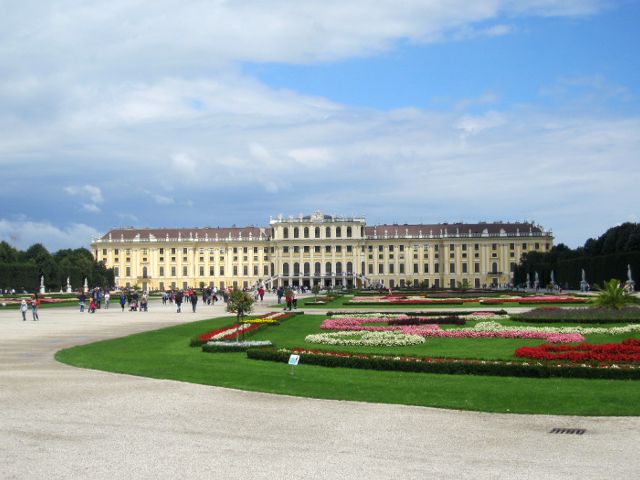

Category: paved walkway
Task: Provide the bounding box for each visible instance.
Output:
[1,298,639,479]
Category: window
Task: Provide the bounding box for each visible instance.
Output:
[434,263,439,273]
[413,264,418,274]
[171,248,176,254]
[474,244,479,251]
[114,267,119,277]
[283,263,289,276]
[336,227,342,238]
[399,264,405,274]
[510,243,515,250]
[379,245,383,252]
[347,245,352,253]
[183,248,188,254]
[294,227,299,239]
[233,266,238,275]
[159,266,164,276]
[102,248,107,255]
[293,263,300,276]
[474,263,480,273]
[368,264,373,274]
[335,262,342,274]
[243,266,248,276]
[304,227,309,238]
[346,226,352,238]
[389,264,394,274]
[522,243,527,250]
[315,227,320,238]
[346,262,353,274]
[450,263,455,273]
[325,262,332,275]
[293,246,299,253]
[171,266,176,276]
[492,243,497,250]
[303,246,310,253]
[304,263,310,276]
[219,266,224,276]
[423,264,429,274]
[449,243,454,250]
[400,245,404,252]
[462,263,467,273]
[462,244,467,251]
[510,262,516,272]
[314,246,321,253]
[389,245,394,252]
[254,247,258,253]
[378,264,384,274]
[325,246,331,253]
[243,247,247,254]
[314,262,321,275]
[283,246,289,253]
[114,249,119,255]
[535,243,540,250]
[263,266,269,275]
[325,227,331,238]
[199,266,204,276]
[209,266,214,276]
[183,266,188,276]
[336,246,342,253]
[492,262,498,274]
[283,227,289,239]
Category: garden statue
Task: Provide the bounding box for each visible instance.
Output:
[550,270,556,288]
[526,273,531,290]
[580,269,589,292]
[534,272,540,290]
[83,277,89,293]
[625,264,635,293]
[66,277,72,293]
[39,275,45,294]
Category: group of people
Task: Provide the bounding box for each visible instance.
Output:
[78,288,112,313]
[19,294,40,321]
[275,286,298,311]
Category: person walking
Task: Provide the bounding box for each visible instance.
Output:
[175,290,183,313]
[191,292,198,313]
[277,286,283,304]
[20,299,28,321]
[292,288,298,309]
[31,295,40,321]
[120,292,126,312]
[285,289,293,311]
[79,292,86,312]
[258,287,265,302]
[104,291,110,309]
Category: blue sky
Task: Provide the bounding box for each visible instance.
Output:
[0,0,638,251]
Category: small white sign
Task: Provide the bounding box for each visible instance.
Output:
[288,354,300,366]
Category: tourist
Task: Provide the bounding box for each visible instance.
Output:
[20,299,27,321]
[277,286,283,304]
[140,295,148,312]
[161,291,168,305]
[104,291,110,309]
[31,294,40,321]
[258,286,265,302]
[284,289,293,311]
[292,289,298,309]
[175,290,183,313]
[119,292,126,312]
[89,298,96,313]
[191,292,198,313]
[79,292,86,312]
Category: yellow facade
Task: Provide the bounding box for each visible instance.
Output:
[92,212,553,290]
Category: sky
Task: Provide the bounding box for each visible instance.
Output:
[1,0,639,251]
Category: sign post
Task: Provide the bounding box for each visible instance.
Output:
[288,354,300,376]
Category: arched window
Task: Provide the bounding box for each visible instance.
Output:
[315,227,320,238]
[293,262,300,276]
[142,266,148,278]
[336,227,342,238]
[304,262,310,276]
[283,227,289,239]
[270,263,275,276]
[314,262,321,275]
[325,262,332,275]
[336,262,343,275]
[346,227,352,238]
[283,263,289,276]
[304,227,309,238]
[325,227,331,238]
[346,262,353,275]
[293,227,299,239]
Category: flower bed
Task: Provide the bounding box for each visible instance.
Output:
[305,331,425,347]
[246,347,640,380]
[347,294,587,306]
[191,312,296,346]
[474,320,640,336]
[512,307,640,324]
[203,340,273,353]
[515,339,640,363]
[320,316,582,343]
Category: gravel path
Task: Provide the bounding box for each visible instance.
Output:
[1,297,638,479]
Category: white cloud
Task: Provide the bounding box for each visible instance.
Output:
[152,194,175,205]
[82,203,101,213]
[64,185,104,204]
[0,219,101,251]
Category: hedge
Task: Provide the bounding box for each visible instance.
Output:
[326,310,508,317]
[246,348,640,380]
[512,307,640,324]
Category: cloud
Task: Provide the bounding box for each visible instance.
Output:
[64,185,104,204]
[152,194,175,205]
[0,219,101,251]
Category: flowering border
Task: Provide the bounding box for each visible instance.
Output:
[246,347,640,380]
[190,312,296,346]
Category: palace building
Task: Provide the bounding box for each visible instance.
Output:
[91,212,553,291]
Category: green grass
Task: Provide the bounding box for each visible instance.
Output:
[55,313,640,416]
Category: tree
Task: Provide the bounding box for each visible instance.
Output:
[457,279,470,291]
[226,287,255,342]
[311,283,321,302]
[591,279,640,310]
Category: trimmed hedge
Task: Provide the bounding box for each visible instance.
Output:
[202,341,272,353]
[246,348,640,380]
[326,310,508,317]
[512,307,640,324]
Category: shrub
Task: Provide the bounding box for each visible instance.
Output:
[513,307,640,324]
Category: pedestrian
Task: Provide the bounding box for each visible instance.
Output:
[162,291,168,305]
[285,289,293,311]
[277,286,283,304]
[104,291,110,309]
[191,292,198,313]
[20,299,28,321]
[79,292,86,312]
[140,295,148,312]
[258,287,265,302]
[31,295,40,321]
[175,290,183,313]
[89,298,96,313]
[292,289,298,309]
[120,293,126,312]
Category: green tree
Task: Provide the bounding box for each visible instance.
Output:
[311,284,321,302]
[591,279,640,310]
[226,287,255,341]
[457,279,470,291]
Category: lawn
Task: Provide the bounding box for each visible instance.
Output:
[56,313,640,416]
